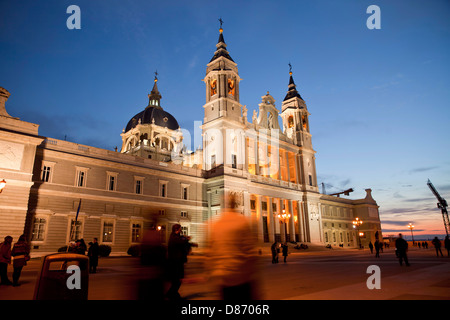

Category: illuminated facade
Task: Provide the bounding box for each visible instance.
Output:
[0,27,382,255]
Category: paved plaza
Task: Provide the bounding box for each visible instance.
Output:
[0,246,449,300]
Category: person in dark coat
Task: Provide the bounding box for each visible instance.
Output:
[166,224,190,300]
[271,242,279,264]
[368,241,374,254]
[0,236,13,285]
[374,240,381,258]
[282,243,289,263]
[11,235,30,286]
[88,238,99,273]
[432,237,444,257]
[395,234,410,266]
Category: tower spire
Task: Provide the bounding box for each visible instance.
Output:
[210,18,234,62]
[148,70,162,109]
[283,63,304,102]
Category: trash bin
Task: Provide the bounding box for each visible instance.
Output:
[33,253,89,300]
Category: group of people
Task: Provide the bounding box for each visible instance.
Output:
[139,223,195,301]
[368,240,384,258]
[140,193,260,301]
[377,234,450,267]
[0,235,30,287]
[68,238,100,273]
[271,242,289,263]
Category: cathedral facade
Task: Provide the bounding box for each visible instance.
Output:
[0,27,382,255]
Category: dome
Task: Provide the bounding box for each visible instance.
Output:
[125,106,179,132]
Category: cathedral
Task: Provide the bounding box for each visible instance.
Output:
[0,25,382,255]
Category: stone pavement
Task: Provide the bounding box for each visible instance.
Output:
[0,246,448,300]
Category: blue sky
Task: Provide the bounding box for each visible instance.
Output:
[1,0,449,238]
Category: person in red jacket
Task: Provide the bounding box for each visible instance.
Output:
[0,236,13,285]
[11,235,30,286]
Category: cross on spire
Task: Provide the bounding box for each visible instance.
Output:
[218,17,224,28]
[288,62,292,74]
[154,70,158,82]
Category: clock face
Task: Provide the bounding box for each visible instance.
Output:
[228,79,235,96]
[210,79,217,96]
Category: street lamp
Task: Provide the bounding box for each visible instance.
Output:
[407,223,415,245]
[278,209,291,242]
[353,217,363,248]
[0,179,6,193]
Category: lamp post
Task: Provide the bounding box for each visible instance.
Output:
[353,217,363,248]
[0,179,6,193]
[278,209,291,243]
[407,223,415,245]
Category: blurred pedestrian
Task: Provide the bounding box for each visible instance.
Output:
[209,192,259,300]
[368,241,373,254]
[395,233,410,266]
[282,243,288,263]
[139,228,167,300]
[445,236,450,257]
[0,236,13,285]
[432,237,443,257]
[88,238,99,273]
[271,242,278,264]
[11,235,30,287]
[166,224,190,300]
[75,239,87,255]
[374,240,381,258]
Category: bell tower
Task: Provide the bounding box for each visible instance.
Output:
[280,65,311,149]
[203,21,243,124]
[201,20,246,171]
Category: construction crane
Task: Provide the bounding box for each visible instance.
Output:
[427,179,450,236]
[329,188,354,197]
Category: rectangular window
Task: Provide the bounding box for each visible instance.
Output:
[107,172,118,191]
[159,209,165,216]
[181,211,188,218]
[32,218,46,241]
[309,174,313,186]
[211,154,216,168]
[42,166,51,182]
[250,199,256,210]
[131,223,142,243]
[160,182,167,197]
[102,221,114,242]
[135,179,142,194]
[261,201,267,211]
[77,171,86,187]
[232,154,237,169]
[108,175,115,191]
[181,226,188,236]
[181,185,189,200]
[69,219,83,241]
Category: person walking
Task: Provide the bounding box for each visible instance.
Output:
[368,241,374,254]
[282,243,288,263]
[88,238,99,273]
[271,242,279,264]
[0,236,13,285]
[432,237,444,257]
[208,193,259,300]
[166,223,190,300]
[374,240,381,258]
[445,236,450,257]
[395,233,410,266]
[11,235,30,287]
